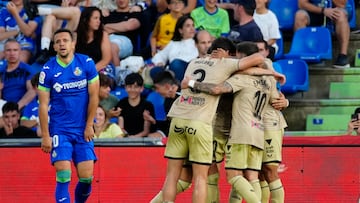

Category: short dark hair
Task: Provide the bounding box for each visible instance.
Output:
[166,0,185,5]
[354,107,360,114]
[208,37,236,55]
[125,73,144,86]
[31,72,40,88]
[236,41,259,56]
[53,28,74,41]
[2,102,19,114]
[153,71,178,86]
[99,72,112,87]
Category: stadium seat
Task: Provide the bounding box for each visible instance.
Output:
[276,59,309,94]
[110,86,128,100]
[284,27,332,63]
[272,61,283,90]
[274,31,284,60]
[146,91,167,121]
[347,0,356,29]
[269,0,298,30]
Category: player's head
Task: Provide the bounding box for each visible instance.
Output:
[236,41,259,58]
[153,71,179,98]
[53,28,75,59]
[194,30,213,58]
[4,38,21,64]
[254,39,270,58]
[2,101,20,128]
[124,73,144,98]
[208,37,236,56]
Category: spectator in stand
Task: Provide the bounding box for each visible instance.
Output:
[94,105,124,138]
[191,0,230,38]
[150,0,185,56]
[347,107,360,135]
[116,73,155,137]
[35,3,82,64]
[76,6,112,72]
[150,15,198,82]
[103,0,143,67]
[254,0,281,61]
[194,29,213,58]
[156,0,197,15]
[20,72,42,136]
[0,101,37,138]
[0,39,37,110]
[0,0,42,63]
[227,0,264,43]
[294,0,350,68]
[98,73,121,118]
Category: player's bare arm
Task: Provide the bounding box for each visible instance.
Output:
[38,90,52,153]
[182,76,233,95]
[84,79,100,142]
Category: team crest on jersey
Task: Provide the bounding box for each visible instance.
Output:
[74,67,82,76]
[52,150,57,158]
[39,71,45,84]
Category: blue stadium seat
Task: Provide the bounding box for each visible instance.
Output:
[110,86,128,100]
[146,91,167,121]
[276,59,309,94]
[272,61,283,91]
[269,0,298,30]
[274,31,283,60]
[347,0,356,29]
[284,27,332,63]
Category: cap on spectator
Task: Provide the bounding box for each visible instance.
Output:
[230,0,256,10]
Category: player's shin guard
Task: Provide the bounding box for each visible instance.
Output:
[207,173,220,203]
[55,170,71,203]
[260,180,270,203]
[176,179,191,193]
[75,177,93,203]
[269,179,284,203]
[150,179,191,203]
[229,188,242,203]
[250,179,261,201]
[229,176,260,203]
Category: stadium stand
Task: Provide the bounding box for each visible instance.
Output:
[275,59,309,95]
[268,0,298,30]
[284,27,332,63]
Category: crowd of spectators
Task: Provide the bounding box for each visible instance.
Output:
[0,0,356,139]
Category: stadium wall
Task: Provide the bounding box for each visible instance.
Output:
[0,136,359,202]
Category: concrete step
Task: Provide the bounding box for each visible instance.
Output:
[282,99,360,131]
[285,67,360,100]
[329,82,360,99]
[285,131,347,136]
[306,114,350,131]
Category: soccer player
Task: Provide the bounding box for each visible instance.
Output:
[161,37,284,203]
[181,41,286,203]
[38,28,99,203]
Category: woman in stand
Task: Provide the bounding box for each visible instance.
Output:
[76,6,112,72]
[94,105,124,139]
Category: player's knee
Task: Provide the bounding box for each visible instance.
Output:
[176,179,191,193]
[262,164,279,182]
[79,176,94,184]
[56,170,71,183]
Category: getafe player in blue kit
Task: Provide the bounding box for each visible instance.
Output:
[38,29,99,203]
